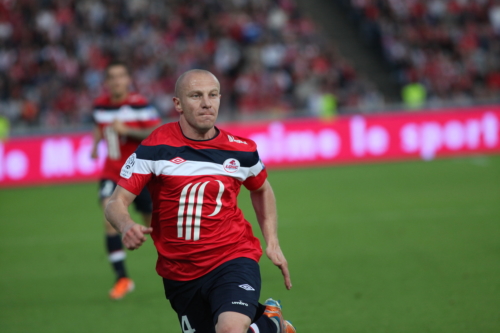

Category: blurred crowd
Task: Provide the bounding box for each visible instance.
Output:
[345,0,500,105]
[0,0,382,129]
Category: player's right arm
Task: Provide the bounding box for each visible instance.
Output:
[91,125,102,159]
[105,185,152,250]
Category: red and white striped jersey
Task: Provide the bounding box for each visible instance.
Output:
[93,93,160,182]
[118,122,267,281]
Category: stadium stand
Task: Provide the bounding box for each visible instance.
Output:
[0,0,381,129]
[341,0,500,106]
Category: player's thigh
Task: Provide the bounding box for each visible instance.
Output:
[163,278,215,333]
[206,258,262,325]
[132,187,153,216]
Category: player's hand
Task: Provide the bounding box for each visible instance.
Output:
[266,244,292,290]
[112,119,129,135]
[121,223,153,250]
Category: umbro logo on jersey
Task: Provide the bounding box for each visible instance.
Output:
[232,300,249,306]
[223,158,240,173]
[170,157,186,164]
[238,284,255,291]
[228,135,247,144]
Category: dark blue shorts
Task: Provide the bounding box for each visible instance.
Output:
[163,257,266,333]
[98,179,153,214]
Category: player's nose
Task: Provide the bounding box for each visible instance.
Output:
[200,94,212,108]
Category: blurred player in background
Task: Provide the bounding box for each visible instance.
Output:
[91,61,161,300]
[105,69,295,333]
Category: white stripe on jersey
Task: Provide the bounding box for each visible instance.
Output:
[94,105,158,124]
[208,180,224,217]
[130,158,264,182]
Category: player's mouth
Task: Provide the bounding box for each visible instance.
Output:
[198,113,215,117]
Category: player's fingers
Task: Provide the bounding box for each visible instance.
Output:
[142,227,153,234]
[124,239,137,250]
[124,229,146,250]
[280,264,292,290]
[123,233,140,249]
[276,256,292,289]
[129,239,143,250]
[131,227,147,242]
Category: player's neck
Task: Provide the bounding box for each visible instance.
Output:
[178,120,218,141]
[110,92,129,104]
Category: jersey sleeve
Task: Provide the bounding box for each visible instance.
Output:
[117,145,155,195]
[243,167,267,191]
[243,156,267,191]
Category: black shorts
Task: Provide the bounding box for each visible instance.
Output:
[98,179,153,214]
[163,257,266,333]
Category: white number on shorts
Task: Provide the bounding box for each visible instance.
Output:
[181,315,196,333]
[177,180,225,241]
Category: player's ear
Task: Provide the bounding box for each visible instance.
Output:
[173,97,183,114]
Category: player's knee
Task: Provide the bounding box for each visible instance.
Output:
[216,312,251,333]
[216,324,248,333]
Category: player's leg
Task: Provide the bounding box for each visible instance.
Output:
[132,186,153,228]
[258,299,296,333]
[216,312,251,333]
[207,258,295,333]
[163,277,216,333]
[247,301,296,333]
[99,179,134,299]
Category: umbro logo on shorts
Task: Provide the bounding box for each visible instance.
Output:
[238,284,255,291]
[232,300,249,306]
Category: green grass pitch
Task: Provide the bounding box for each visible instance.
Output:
[1,156,499,333]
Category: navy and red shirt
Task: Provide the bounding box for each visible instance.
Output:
[93,92,160,182]
[118,122,267,281]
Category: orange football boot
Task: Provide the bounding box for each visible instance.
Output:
[262,298,296,333]
[109,277,135,300]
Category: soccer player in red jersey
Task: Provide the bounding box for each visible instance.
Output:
[91,61,161,300]
[105,69,296,333]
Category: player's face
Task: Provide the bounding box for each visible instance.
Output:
[174,73,221,132]
[105,65,131,99]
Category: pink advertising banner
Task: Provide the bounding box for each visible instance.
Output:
[1,106,499,187]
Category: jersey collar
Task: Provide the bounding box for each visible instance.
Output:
[177,122,221,142]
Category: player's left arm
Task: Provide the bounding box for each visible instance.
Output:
[250,179,292,290]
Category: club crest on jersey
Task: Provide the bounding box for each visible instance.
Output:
[120,153,136,179]
[223,158,240,173]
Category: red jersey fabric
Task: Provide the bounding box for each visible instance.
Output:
[118,122,267,281]
[93,92,160,183]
